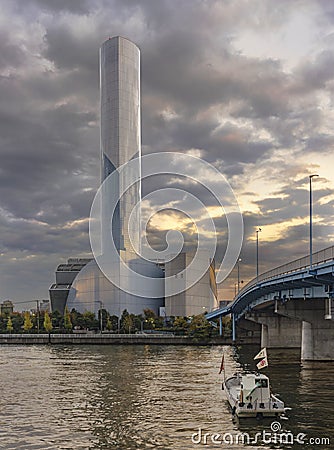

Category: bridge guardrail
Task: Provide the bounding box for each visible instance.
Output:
[237,245,334,298]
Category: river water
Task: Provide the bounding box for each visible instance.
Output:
[0,344,332,449]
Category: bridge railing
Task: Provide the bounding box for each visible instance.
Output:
[237,245,334,298]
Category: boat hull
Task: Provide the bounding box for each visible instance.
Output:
[223,376,285,418]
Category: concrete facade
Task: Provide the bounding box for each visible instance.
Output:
[66,259,164,317]
[100,36,141,254]
[165,251,218,316]
[49,258,92,314]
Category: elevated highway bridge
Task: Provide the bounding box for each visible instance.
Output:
[206,245,334,361]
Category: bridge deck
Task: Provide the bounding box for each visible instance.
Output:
[206,245,334,321]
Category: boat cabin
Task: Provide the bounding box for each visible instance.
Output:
[240,373,270,405]
[223,369,285,418]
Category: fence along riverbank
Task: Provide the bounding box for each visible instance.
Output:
[0,333,259,345]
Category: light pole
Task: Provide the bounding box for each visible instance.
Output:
[309,174,319,270]
[36,300,40,334]
[98,301,103,332]
[237,258,242,294]
[256,228,262,281]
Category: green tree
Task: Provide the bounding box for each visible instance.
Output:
[6,316,13,333]
[70,308,83,329]
[109,315,119,332]
[132,314,142,332]
[173,316,189,334]
[106,316,113,331]
[23,311,33,332]
[154,316,164,329]
[83,311,99,330]
[123,314,133,334]
[120,309,129,333]
[11,313,24,333]
[143,308,155,319]
[0,315,6,333]
[44,311,53,333]
[51,310,63,329]
[221,316,231,336]
[64,307,72,332]
[188,314,212,338]
[120,309,136,333]
[142,309,164,330]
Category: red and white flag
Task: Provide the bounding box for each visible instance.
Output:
[219,354,224,374]
[254,348,267,361]
[256,357,268,370]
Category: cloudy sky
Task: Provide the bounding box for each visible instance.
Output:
[1,0,334,307]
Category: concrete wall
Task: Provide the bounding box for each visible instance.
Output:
[165,251,218,316]
[245,313,302,348]
[0,334,259,346]
[276,298,334,361]
[244,298,334,360]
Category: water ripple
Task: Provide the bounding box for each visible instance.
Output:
[0,345,333,449]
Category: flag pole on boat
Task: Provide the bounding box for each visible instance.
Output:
[219,352,225,381]
[254,347,268,370]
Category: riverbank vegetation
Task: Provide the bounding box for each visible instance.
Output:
[0,308,231,338]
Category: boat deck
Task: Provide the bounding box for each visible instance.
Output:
[223,375,285,418]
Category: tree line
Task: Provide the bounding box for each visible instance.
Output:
[0,307,229,337]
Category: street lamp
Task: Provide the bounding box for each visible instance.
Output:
[35,300,40,334]
[98,301,103,332]
[309,174,319,270]
[237,258,242,294]
[256,228,262,281]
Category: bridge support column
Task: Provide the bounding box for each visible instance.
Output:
[219,316,223,336]
[261,323,269,348]
[301,319,334,361]
[277,298,334,361]
[232,313,236,342]
[301,321,313,361]
[245,313,301,348]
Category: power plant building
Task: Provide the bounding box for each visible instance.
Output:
[49,37,217,318]
[165,251,217,317]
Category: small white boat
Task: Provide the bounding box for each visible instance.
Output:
[223,372,285,418]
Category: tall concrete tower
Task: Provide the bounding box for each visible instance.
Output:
[50,37,164,317]
[100,36,141,253]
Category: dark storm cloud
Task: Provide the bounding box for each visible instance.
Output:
[0,0,333,303]
[293,49,334,92]
[142,34,290,118]
[0,32,26,70]
[0,214,89,255]
[0,91,98,220]
[173,120,273,164]
[43,25,99,72]
[26,0,92,15]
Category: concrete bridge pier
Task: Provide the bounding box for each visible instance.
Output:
[244,313,302,349]
[276,298,334,361]
[261,323,268,348]
[301,319,334,360]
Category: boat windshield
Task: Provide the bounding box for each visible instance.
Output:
[255,378,268,388]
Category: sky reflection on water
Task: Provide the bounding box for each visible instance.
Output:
[0,344,332,449]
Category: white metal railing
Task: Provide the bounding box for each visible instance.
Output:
[237,245,334,298]
[0,333,185,339]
